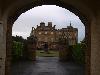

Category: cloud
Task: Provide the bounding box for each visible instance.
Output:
[12,31,29,39]
[12,5,85,42]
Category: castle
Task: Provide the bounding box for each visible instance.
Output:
[30,22,78,49]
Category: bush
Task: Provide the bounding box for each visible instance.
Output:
[12,41,24,61]
[71,43,85,64]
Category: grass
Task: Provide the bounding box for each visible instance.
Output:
[36,50,59,57]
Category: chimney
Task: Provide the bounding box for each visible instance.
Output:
[40,22,45,27]
[48,22,52,27]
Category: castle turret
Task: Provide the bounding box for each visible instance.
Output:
[48,22,52,27]
[53,25,56,29]
[30,27,35,36]
[40,22,45,27]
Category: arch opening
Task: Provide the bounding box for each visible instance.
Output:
[12,5,85,60]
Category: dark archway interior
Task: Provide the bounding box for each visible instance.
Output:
[6,0,91,75]
[8,0,88,25]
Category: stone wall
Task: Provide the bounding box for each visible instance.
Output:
[91,12,100,75]
[0,8,5,75]
[0,20,6,75]
[5,22,12,75]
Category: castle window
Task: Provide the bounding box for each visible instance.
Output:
[39,32,41,35]
[69,36,72,39]
[45,32,47,34]
[51,38,54,42]
[59,32,61,34]
[38,38,41,41]
[44,37,48,42]
[51,32,53,34]
[74,33,77,36]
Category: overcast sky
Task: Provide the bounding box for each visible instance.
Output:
[12,5,85,42]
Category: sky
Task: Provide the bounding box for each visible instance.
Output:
[12,5,85,42]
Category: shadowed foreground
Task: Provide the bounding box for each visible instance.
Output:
[11,57,85,75]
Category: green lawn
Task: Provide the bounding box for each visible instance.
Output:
[36,50,59,57]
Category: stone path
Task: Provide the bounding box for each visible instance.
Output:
[11,57,85,75]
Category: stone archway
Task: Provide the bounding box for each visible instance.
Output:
[3,0,93,75]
